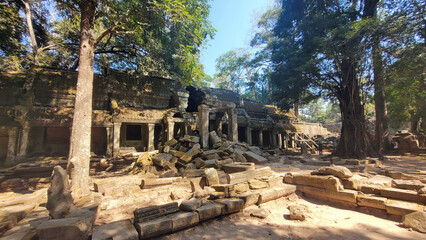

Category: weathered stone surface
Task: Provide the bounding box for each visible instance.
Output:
[46,166,73,219]
[0,230,36,240]
[297,185,358,204]
[180,144,201,162]
[165,138,178,147]
[92,220,138,240]
[204,159,218,168]
[205,153,220,160]
[133,202,179,223]
[234,183,250,194]
[196,203,224,221]
[311,165,353,179]
[216,198,244,214]
[357,195,387,210]
[341,175,368,190]
[193,186,215,198]
[160,169,177,178]
[380,188,426,204]
[258,185,296,204]
[243,152,267,164]
[288,205,309,221]
[152,153,173,167]
[211,184,235,198]
[403,211,426,233]
[239,192,260,208]
[141,177,180,189]
[183,135,200,143]
[180,199,203,212]
[284,173,344,191]
[249,208,270,219]
[209,131,221,145]
[248,179,269,190]
[222,163,254,174]
[248,146,263,156]
[227,167,273,185]
[168,212,199,232]
[135,217,172,239]
[170,189,190,200]
[204,168,219,186]
[359,185,382,195]
[189,177,207,192]
[385,200,424,216]
[392,179,425,191]
[36,217,92,240]
[203,149,220,156]
[194,158,205,168]
[183,169,205,178]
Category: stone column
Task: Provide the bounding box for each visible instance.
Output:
[271,131,277,147]
[283,134,288,149]
[259,130,263,147]
[6,127,18,161]
[277,133,282,148]
[105,127,113,157]
[166,121,174,141]
[228,109,238,142]
[17,123,30,158]
[113,122,121,157]
[246,127,252,145]
[198,105,209,149]
[147,123,155,151]
[290,135,295,149]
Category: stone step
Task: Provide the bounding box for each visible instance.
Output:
[226,167,273,185]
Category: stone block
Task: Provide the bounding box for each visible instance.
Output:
[356,195,387,209]
[248,208,270,219]
[359,185,382,195]
[239,192,260,208]
[204,159,218,168]
[248,179,269,190]
[183,135,200,143]
[257,185,296,204]
[92,220,138,240]
[392,179,425,191]
[134,217,172,239]
[205,153,220,160]
[227,167,273,185]
[284,173,344,191]
[297,185,357,204]
[168,212,199,232]
[0,230,36,240]
[209,131,221,145]
[203,149,220,156]
[36,217,92,240]
[234,183,250,194]
[133,202,179,223]
[193,186,215,198]
[288,205,309,221]
[215,198,244,214]
[380,188,426,204]
[385,200,424,216]
[141,178,179,189]
[196,203,224,221]
[311,165,353,179]
[189,177,207,192]
[165,139,178,147]
[204,168,219,186]
[180,199,203,212]
[243,152,267,164]
[403,212,426,233]
[152,153,173,167]
[222,163,254,174]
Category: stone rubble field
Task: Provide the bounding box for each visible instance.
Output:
[1,131,426,240]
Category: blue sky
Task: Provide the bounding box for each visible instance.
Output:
[200,0,275,77]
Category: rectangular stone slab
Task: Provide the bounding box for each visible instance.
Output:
[257,185,296,204]
[134,217,172,239]
[92,219,138,240]
[297,185,357,204]
[215,198,244,214]
[284,173,343,191]
[357,195,387,210]
[133,202,179,223]
[226,167,272,185]
[168,212,199,232]
[243,152,267,164]
[140,178,180,189]
[36,217,92,240]
[196,203,224,221]
[239,192,260,207]
[385,199,425,216]
[380,188,426,204]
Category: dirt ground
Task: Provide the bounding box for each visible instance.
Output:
[153,154,426,240]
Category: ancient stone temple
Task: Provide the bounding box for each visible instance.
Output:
[0,68,293,163]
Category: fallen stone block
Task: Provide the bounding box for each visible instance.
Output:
[357,195,387,210]
[92,219,138,240]
[211,184,235,198]
[0,230,37,240]
[133,202,179,223]
[392,179,425,191]
[205,153,220,160]
[243,152,267,164]
[222,163,254,174]
[204,159,218,168]
[288,205,309,221]
[170,189,191,200]
[359,185,382,195]
[227,167,273,185]
[204,168,219,186]
[216,198,244,214]
[209,131,221,145]
[134,217,172,239]
[239,192,260,208]
[196,203,224,221]
[385,199,424,216]
[248,179,269,190]
[258,185,296,204]
[203,149,220,156]
[380,188,426,204]
[180,199,203,212]
[284,173,344,191]
[141,177,180,189]
[183,135,200,143]
[248,208,270,219]
[152,153,173,167]
[183,169,205,178]
[36,217,93,240]
[189,177,207,192]
[168,212,199,232]
[403,211,426,233]
[165,139,178,147]
[297,185,357,204]
[311,165,353,179]
[234,183,250,194]
[193,186,215,198]
[341,175,368,190]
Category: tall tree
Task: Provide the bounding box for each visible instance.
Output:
[271,0,380,158]
[55,0,214,195]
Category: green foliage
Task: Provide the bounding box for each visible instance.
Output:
[300,99,341,124]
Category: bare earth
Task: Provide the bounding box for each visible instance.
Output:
[153,155,426,240]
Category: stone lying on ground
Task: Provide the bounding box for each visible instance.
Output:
[168,211,199,232]
[180,199,203,212]
[222,163,254,174]
[165,138,178,147]
[385,199,424,216]
[239,192,260,208]
[380,188,426,204]
[216,198,244,214]
[209,131,221,147]
[204,168,219,186]
[403,211,426,233]
[196,203,224,221]
[134,217,172,239]
[288,205,309,221]
[311,165,353,179]
[297,185,358,205]
[193,186,215,198]
[94,176,141,196]
[152,153,173,167]
[248,179,269,190]
[243,152,267,164]
[227,167,273,185]
[257,185,297,204]
[392,179,425,191]
[189,177,207,192]
[356,195,387,210]
[248,207,270,219]
[284,173,344,191]
[182,135,200,144]
[248,146,263,156]
[180,144,201,162]
[133,202,179,223]
[140,177,180,189]
[92,219,138,240]
[46,166,73,219]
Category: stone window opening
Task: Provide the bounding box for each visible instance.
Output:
[126,125,142,141]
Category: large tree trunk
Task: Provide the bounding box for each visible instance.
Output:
[22,0,39,65]
[67,0,96,196]
[372,34,389,155]
[334,58,377,159]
